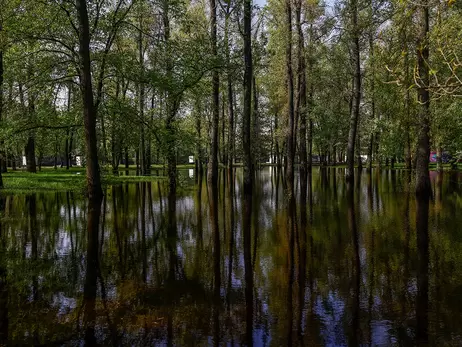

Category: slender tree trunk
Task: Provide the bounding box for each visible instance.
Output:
[275,114,281,168]
[415,0,431,196]
[402,12,412,170]
[285,0,295,196]
[139,16,146,176]
[357,135,362,170]
[308,88,313,171]
[221,92,227,166]
[208,0,219,187]
[0,30,5,183]
[68,129,74,168]
[225,11,235,171]
[252,76,259,169]
[195,100,203,178]
[243,0,253,195]
[368,31,375,171]
[76,0,103,200]
[0,42,3,186]
[65,86,72,170]
[296,0,307,177]
[346,0,361,182]
[25,91,37,173]
[163,4,178,194]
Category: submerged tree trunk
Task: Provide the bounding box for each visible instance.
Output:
[76,0,103,200]
[208,0,219,187]
[285,0,295,196]
[243,0,253,195]
[415,0,431,196]
[346,0,361,182]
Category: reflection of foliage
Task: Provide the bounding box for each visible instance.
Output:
[1,170,462,344]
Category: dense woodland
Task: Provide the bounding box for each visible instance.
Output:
[0,0,461,198]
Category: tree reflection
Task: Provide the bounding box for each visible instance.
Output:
[83,197,102,345]
[1,168,462,345]
[416,194,429,345]
[243,189,253,346]
[347,181,361,345]
[0,197,7,345]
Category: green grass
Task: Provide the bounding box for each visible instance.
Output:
[0,167,165,194]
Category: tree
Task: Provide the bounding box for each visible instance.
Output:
[207,0,219,187]
[76,0,103,200]
[415,0,431,196]
[346,0,361,182]
[285,0,295,195]
[243,0,253,195]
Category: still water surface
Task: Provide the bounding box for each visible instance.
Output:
[0,168,461,346]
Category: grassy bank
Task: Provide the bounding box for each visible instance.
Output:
[1,167,165,194]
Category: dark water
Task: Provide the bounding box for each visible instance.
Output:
[1,168,462,346]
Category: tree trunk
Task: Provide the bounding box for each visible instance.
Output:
[125,147,129,168]
[252,76,259,169]
[76,0,103,200]
[0,39,3,186]
[275,114,281,168]
[208,0,219,187]
[415,0,431,197]
[195,100,203,179]
[25,137,36,173]
[296,0,307,177]
[139,16,146,176]
[285,0,295,196]
[403,11,412,171]
[368,29,375,171]
[225,10,235,171]
[436,146,443,172]
[243,0,253,195]
[346,0,361,183]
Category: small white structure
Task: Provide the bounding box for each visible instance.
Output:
[22,156,27,166]
[189,155,194,164]
[189,169,194,178]
[76,156,82,167]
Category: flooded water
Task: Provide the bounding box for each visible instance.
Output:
[0,168,462,346]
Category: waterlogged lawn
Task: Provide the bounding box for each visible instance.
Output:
[1,167,165,193]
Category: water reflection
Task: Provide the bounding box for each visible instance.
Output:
[0,168,461,345]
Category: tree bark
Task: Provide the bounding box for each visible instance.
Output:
[296,0,307,177]
[76,0,103,200]
[243,0,253,195]
[138,14,147,175]
[346,0,361,182]
[252,76,259,169]
[0,41,3,187]
[415,0,431,197]
[25,79,37,173]
[285,0,295,196]
[208,0,219,187]
[225,9,234,172]
[163,3,178,194]
[368,29,375,171]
